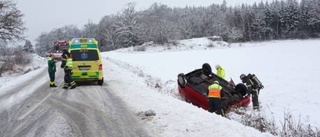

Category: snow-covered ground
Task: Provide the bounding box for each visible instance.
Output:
[104,38,320,135]
[0,54,46,88]
[1,38,320,136]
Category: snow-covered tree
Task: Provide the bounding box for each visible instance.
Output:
[99,15,121,50]
[140,3,173,44]
[0,0,25,42]
[34,0,320,51]
[83,22,99,38]
[35,25,81,56]
[228,27,243,42]
[307,0,320,35]
[299,0,312,37]
[23,40,34,53]
[115,2,142,47]
[279,0,300,38]
[0,40,8,56]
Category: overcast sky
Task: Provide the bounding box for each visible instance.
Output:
[15,0,269,44]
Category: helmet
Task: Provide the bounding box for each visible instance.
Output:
[240,74,246,80]
[215,64,221,70]
[214,80,219,84]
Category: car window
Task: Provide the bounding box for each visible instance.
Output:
[71,50,99,61]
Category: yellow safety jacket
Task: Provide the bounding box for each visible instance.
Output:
[217,67,225,79]
[208,83,222,98]
[66,58,73,69]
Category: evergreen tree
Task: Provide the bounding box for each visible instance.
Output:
[34,0,320,51]
[307,0,320,35]
[23,40,34,53]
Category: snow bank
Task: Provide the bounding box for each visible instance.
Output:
[116,37,230,53]
[0,53,46,88]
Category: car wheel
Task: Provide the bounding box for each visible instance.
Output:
[235,83,248,96]
[98,78,104,86]
[177,73,186,88]
[202,63,212,76]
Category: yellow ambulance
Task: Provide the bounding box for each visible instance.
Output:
[69,38,104,85]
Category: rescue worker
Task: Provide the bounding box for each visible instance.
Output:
[61,50,76,89]
[215,64,225,79]
[240,74,259,110]
[48,54,57,87]
[208,80,225,116]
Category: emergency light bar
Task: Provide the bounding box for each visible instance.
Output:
[69,38,99,49]
[71,38,96,44]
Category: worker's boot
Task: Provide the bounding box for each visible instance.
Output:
[63,83,69,89]
[50,84,57,87]
[70,85,76,89]
[70,81,76,89]
[49,82,57,87]
[253,105,260,110]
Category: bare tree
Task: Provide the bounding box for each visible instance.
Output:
[115,2,142,47]
[0,0,25,42]
[99,15,121,50]
[83,22,99,38]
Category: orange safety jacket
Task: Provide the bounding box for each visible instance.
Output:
[208,83,222,98]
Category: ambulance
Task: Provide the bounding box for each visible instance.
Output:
[69,38,104,85]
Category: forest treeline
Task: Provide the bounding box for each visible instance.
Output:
[1,0,319,55]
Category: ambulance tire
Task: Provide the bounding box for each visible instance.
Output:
[98,78,104,85]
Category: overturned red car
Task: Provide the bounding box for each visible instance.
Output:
[177,63,250,113]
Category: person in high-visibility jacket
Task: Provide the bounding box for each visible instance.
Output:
[48,54,57,87]
[215,64,225,79]
[61,50,76,89]
[207,80,225,116]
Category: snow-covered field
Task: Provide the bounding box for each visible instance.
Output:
[1,38,320,136]
[103,38,320,135]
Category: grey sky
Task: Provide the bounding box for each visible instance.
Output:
[15,0,269,43]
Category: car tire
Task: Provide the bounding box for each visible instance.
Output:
[202,63,212,76]
[98,78,104,86]
[177,73,186,88]
[235,83,248,96]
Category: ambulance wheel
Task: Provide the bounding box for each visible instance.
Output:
[202,63,212,76]
[98,78,104,85]
[235,83,248,96]
[178,73,186,88]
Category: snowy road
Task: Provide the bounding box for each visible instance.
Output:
[0,66,149,137]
